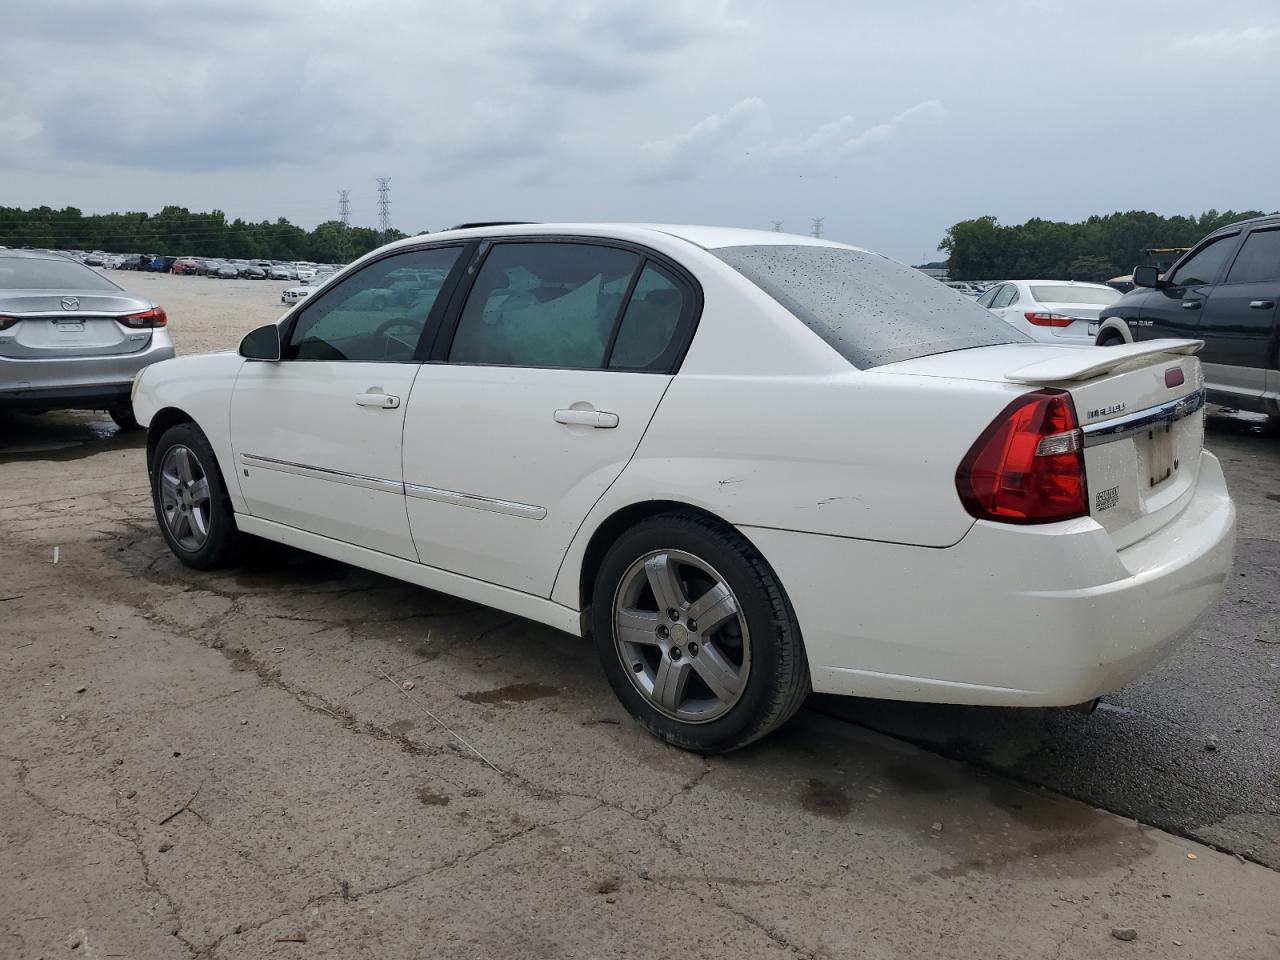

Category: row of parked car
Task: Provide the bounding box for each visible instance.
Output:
[968,213,1280,419]
[73,249,342,282]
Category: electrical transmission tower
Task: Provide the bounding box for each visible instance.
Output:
[771,220,784,232]
[810,217,824,239]
[336,190,351,260]
[376,178,392,236]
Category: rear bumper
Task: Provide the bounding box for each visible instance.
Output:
[0,332,175,410]
[743,451,1236,707]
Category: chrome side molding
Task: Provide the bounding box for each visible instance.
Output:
[1081,389,1205,448]
[404,483,547,520]
[239,453,403,494]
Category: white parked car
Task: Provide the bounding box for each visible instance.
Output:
[280,278,323,305]
[133,224,1235,753]
[979,279,1123,345]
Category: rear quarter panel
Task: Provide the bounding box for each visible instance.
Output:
[550,247,1025,608]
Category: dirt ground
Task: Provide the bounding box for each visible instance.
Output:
[3,272,1280,959]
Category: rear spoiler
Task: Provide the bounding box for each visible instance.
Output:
[1006,339,1203,384]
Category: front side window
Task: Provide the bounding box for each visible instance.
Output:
[1225,228,1280,285]
[449,242,640,369]
[1167,235,1236,287]
[713,244,1026,368]
[286,246,462,361]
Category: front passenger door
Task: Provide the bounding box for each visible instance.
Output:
[230,244,467,559]
[1138,234,1239,342]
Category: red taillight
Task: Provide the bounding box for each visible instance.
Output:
[0,315,19,331]
[1024,311,1073,327]
[956,389,1088,524]
[118,306,167,328]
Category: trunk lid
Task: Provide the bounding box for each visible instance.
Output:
[1036,300,1104,339]
[0,291,155,358]
[881,340,1207,549]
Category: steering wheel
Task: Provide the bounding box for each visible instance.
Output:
[373,316,421,357]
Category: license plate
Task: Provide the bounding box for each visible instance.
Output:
[55,321,85,333]
[1087,322,1099,336]
[1148,424,1176,486]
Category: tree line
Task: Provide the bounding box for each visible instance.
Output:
[939,209,1272,281]
[0,205,412,263]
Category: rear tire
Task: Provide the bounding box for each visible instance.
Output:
[591,513,810,754]
[109,403,142,431]
[150,422,241,569]
[1097,331,1125,347]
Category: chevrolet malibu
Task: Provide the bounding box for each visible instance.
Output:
[132,224,1236,753]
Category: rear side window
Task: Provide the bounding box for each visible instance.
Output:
[1225,229,1280,284]
[449,242,640,369]
[0,256,120,291]
[713,245,1027,368]
[608,263,685,370]
[992,285,1017,309]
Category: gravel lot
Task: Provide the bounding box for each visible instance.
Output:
[3,271,1279,958]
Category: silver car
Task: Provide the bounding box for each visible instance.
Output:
[0,250,174,429]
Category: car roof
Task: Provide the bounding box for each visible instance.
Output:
[380,222,863,254]
[0,249,70,261]
[1212,213,1280,236]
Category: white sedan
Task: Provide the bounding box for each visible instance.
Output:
[978,279,1123,345]
[133,224,1235,753]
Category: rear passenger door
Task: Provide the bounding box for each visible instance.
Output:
[1196,226,1280,401]
[401,239,698,596]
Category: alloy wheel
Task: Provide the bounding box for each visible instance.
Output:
[158,445,212,552]
[612,549,751,723]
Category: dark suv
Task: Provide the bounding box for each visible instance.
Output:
[1096,214,1279,420]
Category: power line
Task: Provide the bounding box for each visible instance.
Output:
[810,217,824,239]
[376,177,391,236]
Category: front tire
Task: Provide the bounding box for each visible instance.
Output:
[150,423,241,569]
[591,513,810,753]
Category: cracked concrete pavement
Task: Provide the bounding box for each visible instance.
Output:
[3,404,1280,959]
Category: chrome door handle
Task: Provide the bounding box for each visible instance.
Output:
[356,392,400,409]
[1181,300,1201,310]
[1249,300,1275,309]
[554,409,619,429]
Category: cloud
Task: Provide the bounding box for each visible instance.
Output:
[1168,23,1280,57]
[637,98,945,182]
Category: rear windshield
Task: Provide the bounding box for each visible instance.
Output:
[0,256,121,291]
[712,244,1026,368]
[1030,285,1120,306]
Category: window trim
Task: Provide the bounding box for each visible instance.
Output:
[1222,226,1280,286]
[1166,232,1240,289]
[278,240,475,363]
[424,235,704,374]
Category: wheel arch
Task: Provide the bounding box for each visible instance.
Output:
[1095,317,1133,345]
[572,499,767,612]
[145,406,198,470]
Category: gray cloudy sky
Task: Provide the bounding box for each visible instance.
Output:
[2,0,1278,261]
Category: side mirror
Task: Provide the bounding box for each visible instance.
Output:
[239,324,282,361]
[1132,265,1161,289]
